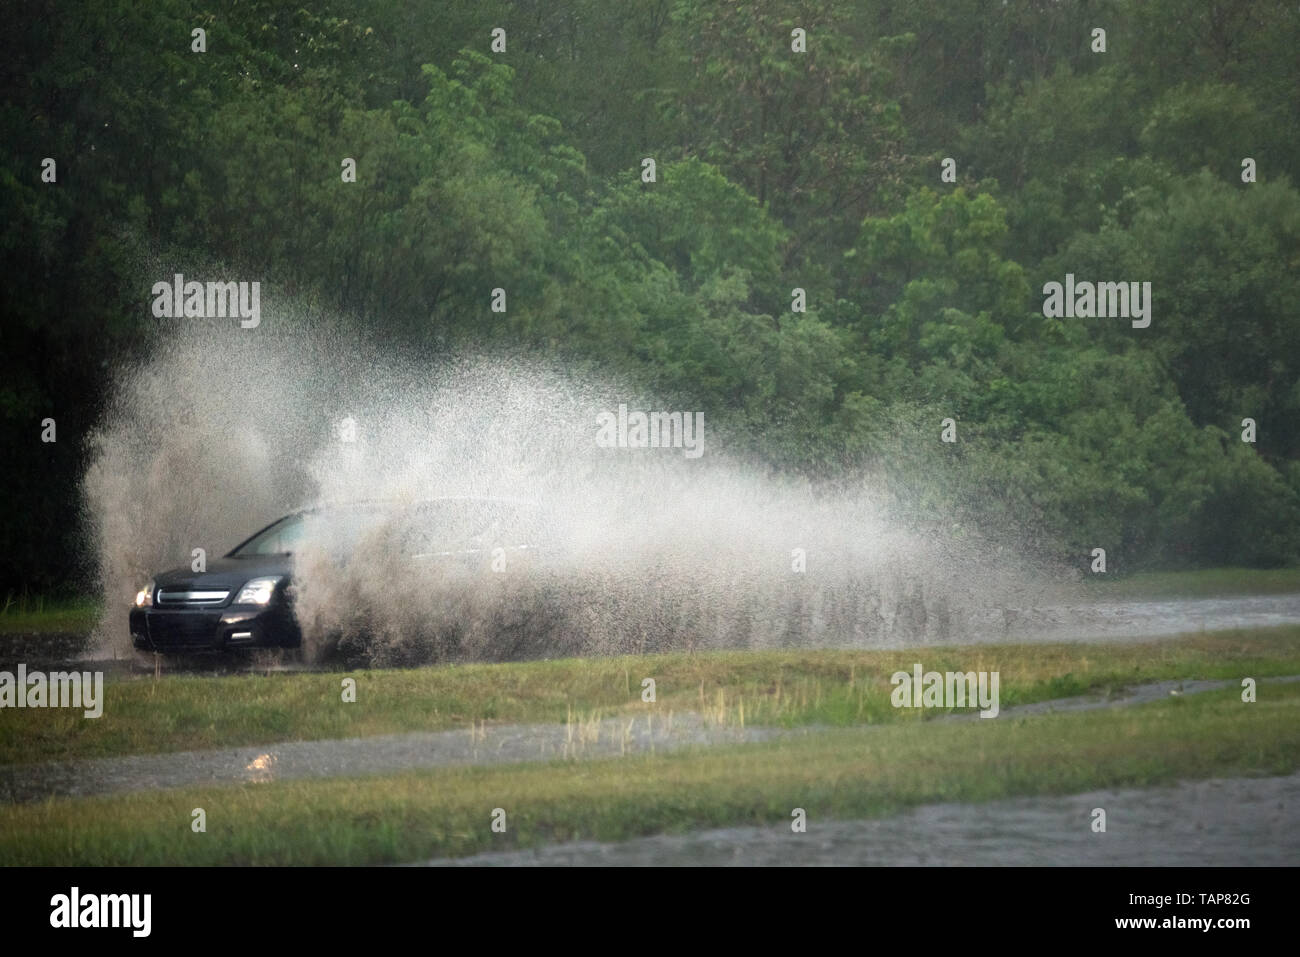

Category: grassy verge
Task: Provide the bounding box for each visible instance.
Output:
[2,626,1298,765]
[1,682,1294,865]
[0,594,100,634]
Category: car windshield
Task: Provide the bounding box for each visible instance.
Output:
[229,501,539,558]
[229,506,392,557]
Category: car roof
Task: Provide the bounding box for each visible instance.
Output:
[300,496,539,514]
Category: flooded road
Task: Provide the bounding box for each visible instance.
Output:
[7,592,1300,676]
[423,772,1300,866]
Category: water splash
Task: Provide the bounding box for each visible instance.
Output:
[82,318,1056,664]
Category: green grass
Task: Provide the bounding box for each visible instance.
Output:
[0,593,100,634]
[3,626,1298,765]
[2,682,1295,865]
[1083,566,1300,599]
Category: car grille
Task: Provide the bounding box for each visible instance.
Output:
[155,589,230,607]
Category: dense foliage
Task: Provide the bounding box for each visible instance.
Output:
[3,0,1299,590]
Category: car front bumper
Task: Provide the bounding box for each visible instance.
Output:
[130,604,299,652]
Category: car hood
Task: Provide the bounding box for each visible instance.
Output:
[152,555,292,591]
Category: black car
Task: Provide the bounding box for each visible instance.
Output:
[129,497,541,654]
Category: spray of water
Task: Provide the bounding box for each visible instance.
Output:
[82,318,1057,665]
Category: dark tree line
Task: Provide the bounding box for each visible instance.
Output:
[2,0,1299,592]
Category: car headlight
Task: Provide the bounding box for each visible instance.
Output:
[134,580,155,607]
[235,576,282,605]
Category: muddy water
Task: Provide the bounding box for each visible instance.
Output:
[424,772,1300,866]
